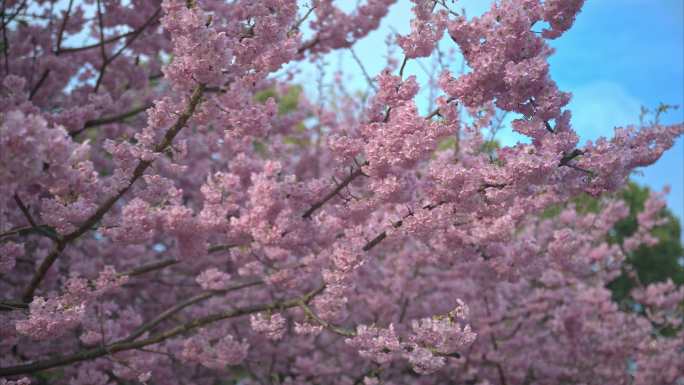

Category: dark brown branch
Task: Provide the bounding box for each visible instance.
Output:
[0,300,28,311]
[123,279,264,342]
[543,120,554,133]
[298,300,355,337]
[1,0,27,29]
[363,202,443,252]
[20,242,66,302]
[302,164,368,219]
[3,258,179,312]
[293,5,316,32]
[349,47,377,92]
[28,0,73,99]
[483,296,508,385]
[11,194,60,242]
[297,36,319,54]
[0,225,33,239]
[21,84,205,303]
[1,0,9,75]
[58,29,138,54]
[1,0,28,74]
[558,148,592,174]
[426,96,457,120]
[560,149,582,165]
[71,102,153,137]
[207,243,239,253]
[55,0,74,53]
[93,0,107,93]
[0,225,56,241]
[0,285,323,376]
[119,258,179,278]
[398,56,409,78]
[477,183,506,194]
[13,193,37,229]
[93,7,160,93]
[28,69,49,100]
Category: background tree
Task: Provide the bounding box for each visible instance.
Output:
[606,182,684,303]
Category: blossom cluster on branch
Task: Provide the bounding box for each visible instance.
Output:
[0,0,682,384]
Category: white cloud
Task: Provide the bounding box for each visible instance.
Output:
[566,81,643,143]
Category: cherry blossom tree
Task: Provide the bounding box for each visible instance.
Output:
[1,0,682,384]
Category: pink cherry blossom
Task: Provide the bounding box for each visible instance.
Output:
[0,0,681,384]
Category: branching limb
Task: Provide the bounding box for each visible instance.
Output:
[20,83,205,303]
[71,102,154,137]
[302,163,368,219]
[0,285,324,376]
[28,0,73,99]
[93,7,161,93]
[123,279,264,342]
[298,300,355,337]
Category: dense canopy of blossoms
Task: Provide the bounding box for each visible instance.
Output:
[0,0,682,384]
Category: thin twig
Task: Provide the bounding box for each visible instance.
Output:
[10,194,60,242]
[28,0,73,99]
[55,0,74,53]
[13,193,38,229]
[302,163,368,219]
[398,56,409,78]
[2,0,9,74]
[58,29,138,54]
[293,4,316,32]
[93,7,160,93]
[363,202,444,252]
[71,102,153,137]
[348,47,377,92]
[207,243,240,253]
[118,258,179,278]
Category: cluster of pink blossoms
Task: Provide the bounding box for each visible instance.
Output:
[181,328,249,370]
[15,266,127,340]
[0,0,683,384]
[347,302,476,374]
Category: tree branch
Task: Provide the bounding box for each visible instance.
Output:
[363,202,443,252]
[28,0,73,99]
[71,102,154,137]
[93,7,161,93]
[20,83,206,303]
[298,300,355,337]
[118,258,179,278]
[0,285,324,376]
[302,164,368,219]
[123,279,264,342]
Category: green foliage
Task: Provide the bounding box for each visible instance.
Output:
[252,86,306,155]
[252,140,268,156]
[436,137,457,152]
[639,102,680,127]
[480,139,500,156]
[542,182,684,305]
[542,190,601,218]
[254,85,302,115]
[606,183,684,303]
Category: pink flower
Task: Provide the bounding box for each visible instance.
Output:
[250,312,287,341]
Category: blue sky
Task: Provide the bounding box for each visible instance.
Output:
[295,0,684,224]
[548,0,683,224]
